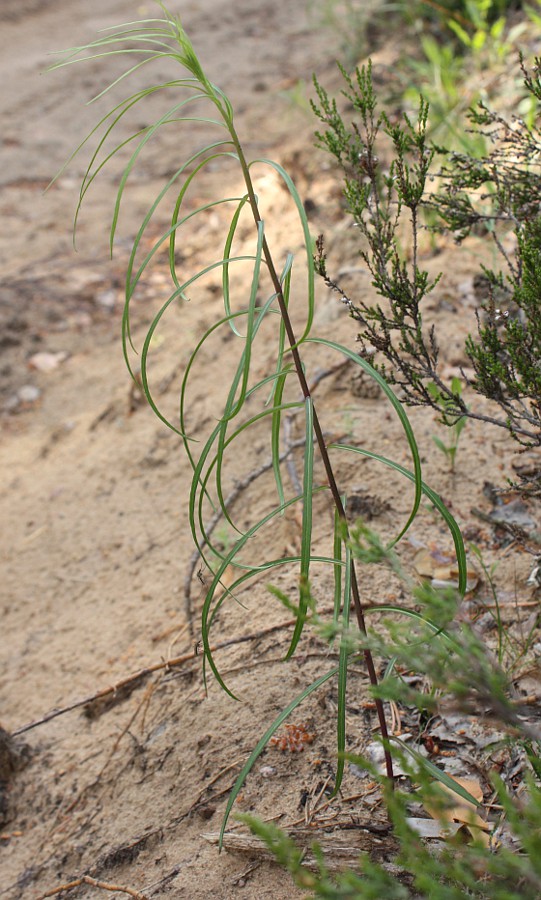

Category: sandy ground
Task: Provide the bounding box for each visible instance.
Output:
[1,2,540,898]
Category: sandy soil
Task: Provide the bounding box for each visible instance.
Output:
[1,2,540,899]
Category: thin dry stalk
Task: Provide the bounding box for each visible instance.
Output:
[12,614,322,736]
[35,875,149,900]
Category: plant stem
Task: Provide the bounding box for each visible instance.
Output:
[232,129,394,783]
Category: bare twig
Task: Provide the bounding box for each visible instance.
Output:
[35,875,149,900]
[471,506,541,548]
[202,828,402,872]
[12,615,317,737]
[142,866,182,895]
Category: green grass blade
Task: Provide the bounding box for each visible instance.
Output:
[77,106,222,245]
[226,219,265,420]
[47,80,192,190]
[270,369,291,511]
[272,254,293,388]
[137,256,259,434]
[167,151,238,293]
[250,159,315,346]
[109,98,217,254]
[195,396,303,561]
[201,492,309,696]
[392,737,481,807]
[87,53,183,103]
[264,251,293,408]
[185,301,291,558]
[364,604,459,648]
[129,186,241,303]
[206,550,343,643]
[52,50,180,98]
[213,221,265,530]
[219,667,339,847]
[307,337,422,545]
[333,504,344,624]
[285,397,314,659]
[222,196,251,336]
[122,146,236,359]
[330,444,467,596]
[334,543,352,795]
[181,305,282,537]
[217,553,345,593]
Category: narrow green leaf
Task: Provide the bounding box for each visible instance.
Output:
[334,543,352,795]
[333,505,344,624]
[138,255,259,434]
[181,304,281,546]
[270,370,290,510]
[200,491,317,697]
[219,667,339,847]
[330,443,467,596]
[285,397,314,659]
[392,737,482,807]
[270,254,294,395]
[222,196,251,335]
[206,550,343,640]
[365,605,459,649]
[307,338,422,545]
[250,159,315,346]
[213,221,266,531]
[195,394,303,559]
[109,97,217,254]
[167,151,238,293]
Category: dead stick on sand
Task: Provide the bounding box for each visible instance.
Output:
[13,613,327,737]
[35,874,149,900]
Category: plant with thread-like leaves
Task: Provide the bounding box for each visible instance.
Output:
[51,3,467,843]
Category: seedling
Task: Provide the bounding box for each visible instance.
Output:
[428,377,468,472]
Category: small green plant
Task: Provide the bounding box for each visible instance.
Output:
[428,377,468,472]
[52,3,467,841]
[402,34,484,152]
[279,78,314,117]
[433,65,541,458]
[308,0,392,67]
[470,542,506,663]
[315,0,534,152]
[438,0,520,54]
[312,59,541,480]
[470,542,541,674]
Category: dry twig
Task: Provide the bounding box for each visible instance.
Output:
[35,874,148,900]
[13,615,312,736]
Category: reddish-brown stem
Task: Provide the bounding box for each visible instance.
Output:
[233,134,394,782]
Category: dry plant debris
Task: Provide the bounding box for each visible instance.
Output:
[270,723,316,753]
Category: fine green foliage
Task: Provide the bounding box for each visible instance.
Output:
[241,770,541,898]
[239,534,541,898]
[415,0,524,55]
[311,63,450,413]
[316,0,535,152]
[312,59,541,470]
[433,60,541,455]
[52,1,467,849]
